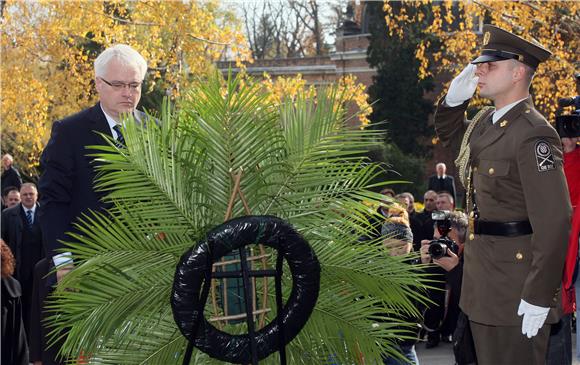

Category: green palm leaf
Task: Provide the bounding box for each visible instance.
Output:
[48,72,429,364]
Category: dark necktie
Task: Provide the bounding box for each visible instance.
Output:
[26,209,33,226]
[113,124,125,145]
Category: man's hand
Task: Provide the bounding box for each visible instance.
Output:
[419,240,431,264]
[517,299,550,338]
[56,264,74,283]
[562,137,579,153]
[433,249,459,272]
[446,64,479,107]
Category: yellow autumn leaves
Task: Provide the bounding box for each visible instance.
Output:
[1,0,371,177]
[384,0,579,120]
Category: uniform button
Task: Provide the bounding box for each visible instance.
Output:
[515,252,523,260]
[488,167,495,175]
[525,109,531,113]
[473,166,478,172]
[469,233,475,241]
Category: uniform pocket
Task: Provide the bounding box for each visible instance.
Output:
[490,234,532,263]
[477,159,510,177]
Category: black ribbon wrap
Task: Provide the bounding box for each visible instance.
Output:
[171,215,321,363]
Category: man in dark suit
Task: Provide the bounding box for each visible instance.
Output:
[427,162,457,202]
[38,44,148,281]
[1,183,44,340]
[35,44,148,363]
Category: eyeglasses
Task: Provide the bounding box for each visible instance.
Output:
[98,77,142,91]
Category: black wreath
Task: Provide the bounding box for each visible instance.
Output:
[171,215,321,363]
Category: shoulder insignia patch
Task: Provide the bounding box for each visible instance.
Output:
[535,140,555,172]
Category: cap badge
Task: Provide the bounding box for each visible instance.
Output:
[483,31,491,45]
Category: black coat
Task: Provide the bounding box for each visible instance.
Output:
[427,174,457,202]
[1,166,23,190]
[38,103,114,260]
[38,103,149,260]
[29,258,65,365]
[1,203,42,281]
[1,276,29,365]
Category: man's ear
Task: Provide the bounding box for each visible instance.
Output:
[95,77,103,93]
[512,64,526,83]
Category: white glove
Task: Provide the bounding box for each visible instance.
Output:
[517,299,549,338]
[445,64,479,107]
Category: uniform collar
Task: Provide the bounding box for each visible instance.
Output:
[492,97,528,124]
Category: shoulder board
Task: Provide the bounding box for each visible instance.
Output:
[521,107,549,127]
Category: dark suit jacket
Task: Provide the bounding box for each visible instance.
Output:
[1,203,42,280]
[38,103,148,260]
[428,174,457,202]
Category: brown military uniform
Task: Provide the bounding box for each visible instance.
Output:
[436,96,571,324]
[435,24,572,364]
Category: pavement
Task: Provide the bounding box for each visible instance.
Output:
[415,333,580,365]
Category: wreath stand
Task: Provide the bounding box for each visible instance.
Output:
[175,168,306,365]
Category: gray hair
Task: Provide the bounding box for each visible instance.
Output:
[437,191,454,205]
[20,182,37,192]
[94,44,148,80]
[449,211,468,244]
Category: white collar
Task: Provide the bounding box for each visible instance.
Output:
[438,174,447,179]
[100,104,122,134]
[22,204,36,214]
[492,97,528,124]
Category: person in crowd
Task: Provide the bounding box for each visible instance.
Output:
[436,192,455,212]
[398,192,422,251]
[381,205,422,364]
[412,190,437,252]
[1,239,29,365]
[434,24,570,364]
[382,203,413,255]
[362,187,398,241]
[38,44,149,282]
[427,162,456,203]
[420,211,468,347]
[1,183,44,341]
[547,136,580,365]
[398,192,419,224]
[2,153,23,190]
[408,191,446,349]
[2,185,20,210]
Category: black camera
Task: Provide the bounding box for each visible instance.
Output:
[428,210,458,259]
[555,74,580,138]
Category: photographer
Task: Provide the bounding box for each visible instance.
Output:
[420,211,468,347]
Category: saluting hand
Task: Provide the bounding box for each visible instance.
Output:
[446,64,479,107]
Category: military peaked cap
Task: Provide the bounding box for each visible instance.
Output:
[471,24,552,69]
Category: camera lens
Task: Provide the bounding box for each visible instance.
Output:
[428,242,447,260]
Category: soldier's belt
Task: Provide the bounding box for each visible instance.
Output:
[473,220,533,237]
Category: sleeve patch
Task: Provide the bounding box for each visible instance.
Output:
[535,140,555,172]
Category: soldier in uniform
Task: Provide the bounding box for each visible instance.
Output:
[434,24,571,364]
